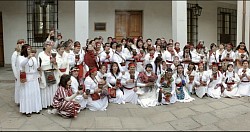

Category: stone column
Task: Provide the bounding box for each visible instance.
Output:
[172,0,187,50]
[75,1,89,46]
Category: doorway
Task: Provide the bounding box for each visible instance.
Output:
[115,10,142,42]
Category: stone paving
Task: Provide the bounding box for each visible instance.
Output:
[1,67,250,131]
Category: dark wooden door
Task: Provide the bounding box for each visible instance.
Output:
[0,12,4,67]
[115,11,142,42]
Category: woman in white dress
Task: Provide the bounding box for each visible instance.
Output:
[121,63,141,104]
[11,39,25,105]
[84,67,108,111]
[136,64,158,108]
[70,67,88,111]
[106,62,124,104]
[222,64,240,98]
[38,41,59,108]
[195,63,209,98]
[19,44,42,117]
[207,63,223,99]
[56,44,69,78]
[237,60,250,97]
[173,64,195,102]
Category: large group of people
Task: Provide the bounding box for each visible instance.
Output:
[11,31,250,118]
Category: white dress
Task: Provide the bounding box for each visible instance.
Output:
[11,51,20,104]
[195,71,209,98]
[207,70,223,99]
[19,56,42,114]
[84,76,108,111]
[121,71,141,104]
[106,72,124,104]
[237,68,250,96]
[70,76,87,110]
[56,52,69,78]
[38,51,59,108]
[137,71,158,108]
[222,71,240,98]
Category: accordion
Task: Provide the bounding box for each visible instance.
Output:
[20,71,27,83]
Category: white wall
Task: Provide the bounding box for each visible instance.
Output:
[89,1,172,43]
[0,1,27,65]
[197,1,237,48]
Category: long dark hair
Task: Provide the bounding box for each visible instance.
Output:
[235,42,249,55]
[20,44,30,57]
[182,46,192,59]
[59,74,71,88]
[110,62,120,77]
[125,38,133,52]
[177,64,186,78]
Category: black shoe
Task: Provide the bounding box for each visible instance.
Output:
[26,113,31,117]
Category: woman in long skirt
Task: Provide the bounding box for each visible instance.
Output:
[19,44,42,117]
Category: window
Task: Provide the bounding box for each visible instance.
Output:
[217,7,237,46]
[27,0,58,47]
[187,3,198,46]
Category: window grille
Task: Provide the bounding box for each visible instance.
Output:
[217,7,237,46]
[27,0,58,47]
[187,3,198,46]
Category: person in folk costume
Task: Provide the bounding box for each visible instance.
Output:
[143,40,149,54]
[123,38,134,67]
[133,39,145,72]
[189,43,196,54]
[110,41,117,54]
[11,39,25,105]
[70,41,86,83]
[84,67,108,111]
[95,65,109,101]
[207,62,223,99]
[106,62,125,104]
[70,67,88,111]
[18,44,42,117]
[131,37,138,49]
[237,60,250,97]
[121,63,141,104]
[151,56,164,77]
[50,74,81,118]
[216,43,225,72]
[95,42,103,70]
[186,70,196,95]
[185,62,197,77]
[156,68,177,105]
[113,44,127,74]
[173,64,195,102]
[145,38,153,50]
[194,43,207,70]
[136,64,158,108]
[155,44,162,56]
[234,42,249,72]
[84,44,99,69]
[207,43,219,70]
[144,46,157,66]
[178,45,193,70]
[120,38,127,53]
[195,62,210,98]
[63,41,74,68]
[170,56,181,74]
[163,43,177,68]
[221,43,236,73]
[99,43,113,72]
[56,43,69,78]
[38,40,59,108]
[222,64,240,98]
[174,42,181,54]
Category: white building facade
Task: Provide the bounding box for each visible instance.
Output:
[0,0,249,66]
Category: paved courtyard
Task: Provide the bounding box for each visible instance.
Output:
[1,67,250,131]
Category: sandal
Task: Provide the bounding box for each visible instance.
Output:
[26,113,31,117]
